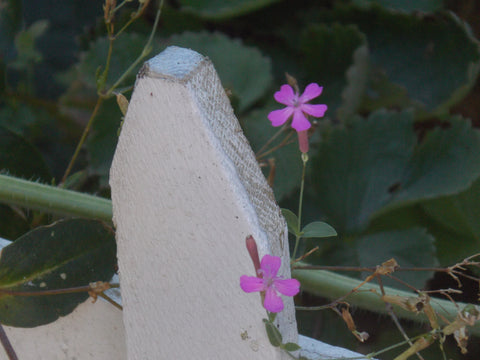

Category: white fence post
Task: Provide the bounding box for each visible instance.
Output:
[110,46,297,359]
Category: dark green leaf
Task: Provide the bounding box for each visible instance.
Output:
[86,98,122,187]
[311,110,416,234]
[352,0,445,12]
[281,208,299,236]
[169,31,272,112]
[356,228,438,289]
[263,318,282,347]
[385,116,480,210]
[178,0,281,20]
[300,23,368,119]
[312,7,480,114]
[311,111,480,234]
[421,178,480,268]
[0,125,51,181]
[281,342,301,352]
[63,33,161,91]
[301,221,337,238]
[0,218,117,327]
[10,20,49,69]
[0,0,22,62]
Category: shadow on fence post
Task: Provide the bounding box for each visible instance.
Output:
[110,46,297,359]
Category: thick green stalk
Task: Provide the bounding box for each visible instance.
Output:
[292,266,480,336]
[0,174,112,222]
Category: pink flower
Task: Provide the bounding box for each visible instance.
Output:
[268,83,327,132]
[240,254,300,313]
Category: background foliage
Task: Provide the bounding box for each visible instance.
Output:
[1,0,480,358]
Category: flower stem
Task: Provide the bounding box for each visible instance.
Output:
[291,153,308,261]
[60,1,164,185]
[60,97,104,185]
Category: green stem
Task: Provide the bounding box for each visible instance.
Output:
[105,1,164,97]
[292,265,480,336]
[0,174,112,222]
[61,97,104,184]
[291,154,308,261]
[61,1,164,184]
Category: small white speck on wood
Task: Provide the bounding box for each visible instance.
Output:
[110,47,296,359]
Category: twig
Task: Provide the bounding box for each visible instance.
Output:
[0,324,18,360]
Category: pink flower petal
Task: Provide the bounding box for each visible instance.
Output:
[268,107,294,127]
[302,103,328,118]
[260,255,281,278]
[240,275,264,293]
[274,278,300,296]
[264,287,284,313]
[291,109,311,132]
[274,85,296,105]
[298,83,322,103]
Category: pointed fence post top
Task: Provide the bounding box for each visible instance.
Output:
[144,46,205,79]
[110,46,296,359]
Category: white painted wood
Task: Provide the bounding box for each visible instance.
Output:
[0,238,126,360]
[110,46,296,359]
[2,296,126,360]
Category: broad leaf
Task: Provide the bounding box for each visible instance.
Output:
[311,110,416,234]
[178,0,280,20]
[0,125,51,239]
[310,6,480,115]
[0,218,117,327]
[302,221,337,239]
[168,31,272,112]
[300,23,368,119]
[385,116,480,210]
[0,125,51,181]
[61,33,161,91]
[86,98,122,187]
[352,0,445,12]
[311,111,480,234]
[356,228,438,289]
[421,178,480,268]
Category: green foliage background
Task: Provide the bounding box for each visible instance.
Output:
[1,0,480,358]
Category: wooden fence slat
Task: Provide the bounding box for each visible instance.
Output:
[110,46,296,359]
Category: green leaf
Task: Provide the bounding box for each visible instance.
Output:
[281,342,301,352]
[420,178,480,268]
[10,20,49,69]
[169,31,273,112]
[352,0,445,12]
[385,116,480,211]
[0,218,117,327]
[300,23,368,119]
[263,318,282,347]
[281,208,299,236]
[0,125,52,239]
[178,0,281,20]
[0,0,22,63]
[63,33,161,91]
[313,7,480,115]
[311,111,480,234]
[0,125,51,181]
[356,228,438,289]
[311,110,416,234]
[301,221,337,238]
[86,98,122,187]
